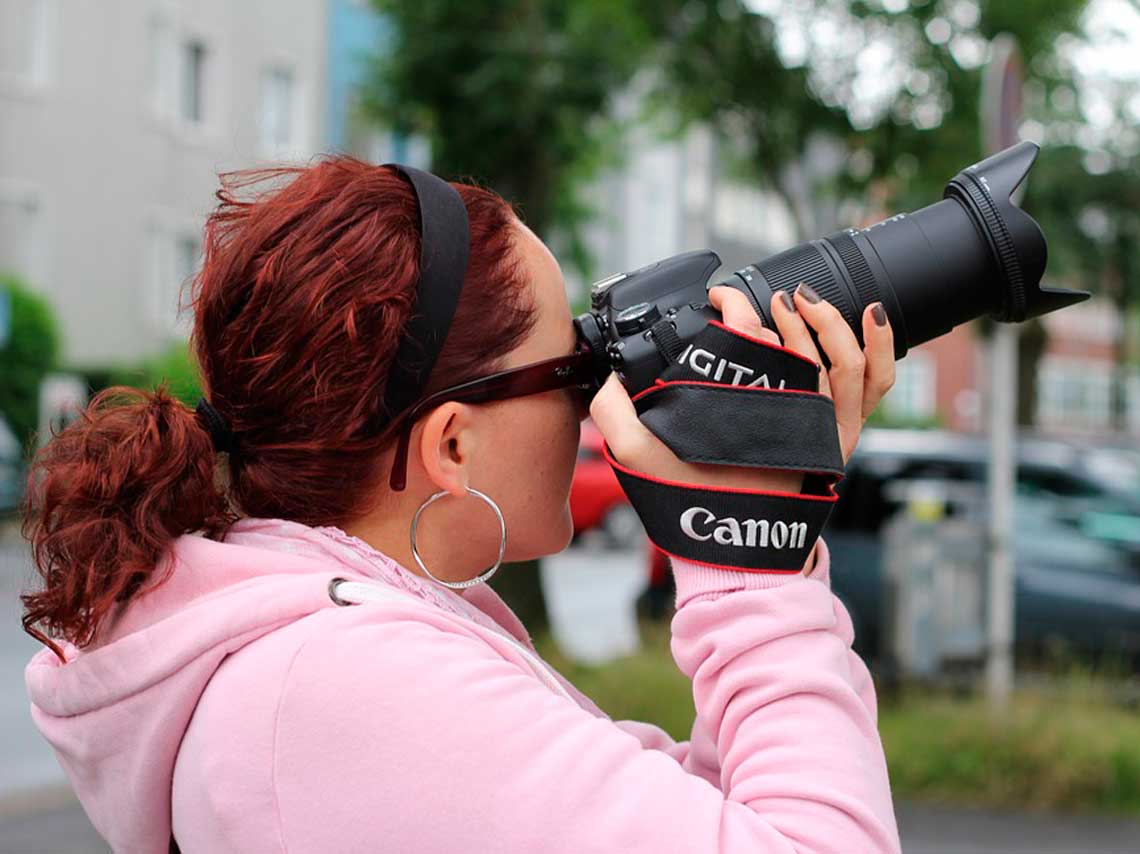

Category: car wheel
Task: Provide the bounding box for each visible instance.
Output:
[602,504,642,549]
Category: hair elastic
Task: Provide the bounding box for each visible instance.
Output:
[195,397,235,454]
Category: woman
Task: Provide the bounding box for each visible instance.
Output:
[21,158,900,853]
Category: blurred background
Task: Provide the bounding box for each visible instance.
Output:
[1,1,1138,851]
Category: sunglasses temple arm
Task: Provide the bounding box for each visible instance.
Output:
[389,425,412,491]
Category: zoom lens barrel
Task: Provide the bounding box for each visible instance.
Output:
[716,141,1088,360]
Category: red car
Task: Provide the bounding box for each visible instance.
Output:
[569,420,644,547]
[570,421,674,601]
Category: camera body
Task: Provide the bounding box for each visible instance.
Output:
[574,251,725,395]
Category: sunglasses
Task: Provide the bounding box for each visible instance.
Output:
[388,342,597,491]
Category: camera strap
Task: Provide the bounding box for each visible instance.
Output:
[605,320,844,573]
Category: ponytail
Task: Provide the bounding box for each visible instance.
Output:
[20,383,237,658]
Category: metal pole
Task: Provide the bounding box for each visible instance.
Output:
[986,324,1017,709]
[981,32,1023,711]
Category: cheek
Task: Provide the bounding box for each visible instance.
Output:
[490,397,579,533]
[520,394,579,495]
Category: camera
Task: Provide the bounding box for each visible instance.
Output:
[573,141,1089,396]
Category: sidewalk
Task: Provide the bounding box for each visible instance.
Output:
[0,540,68,804]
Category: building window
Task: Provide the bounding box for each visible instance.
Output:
[0,0,51,84]
[147,227,200,338]
[1035,356,1113,429]
[181,40,207,124]
[1124,370,1140,434]
[882,350,936,420]
[0,190,41,283]
[147,17,176,118]
[259,67,295,158]
[147,25,213,129]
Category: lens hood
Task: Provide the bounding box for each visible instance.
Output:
[945,141,1086,322]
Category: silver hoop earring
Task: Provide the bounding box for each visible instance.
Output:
[410,487,506,590]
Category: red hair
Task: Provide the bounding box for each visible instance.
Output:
[20,157,535,657]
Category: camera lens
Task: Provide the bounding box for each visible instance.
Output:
[716,142,1088,361]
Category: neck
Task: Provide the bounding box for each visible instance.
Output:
[340,488,494,587]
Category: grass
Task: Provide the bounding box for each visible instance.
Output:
[879,679,1140,813]
[534,619,1140,814]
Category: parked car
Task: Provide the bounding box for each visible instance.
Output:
[640,428,1140,665]
[826,429,1140,664]
[0,415,25,518]
[569,420,643,547]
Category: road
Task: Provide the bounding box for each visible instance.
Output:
[3,792,1140,853]
[3,534,1140,853]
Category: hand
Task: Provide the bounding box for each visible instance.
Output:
[589,287,803,495]
[773,283,896,465]
[589,284,896,487]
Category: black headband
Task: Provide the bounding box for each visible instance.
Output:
[381,164,470,420]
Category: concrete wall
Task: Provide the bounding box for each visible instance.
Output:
[0,0,327,368]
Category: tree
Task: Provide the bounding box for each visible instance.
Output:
[362,0,683,273]
[657,0,1106,426]
[652,2,851,238]
[0,275,60,458]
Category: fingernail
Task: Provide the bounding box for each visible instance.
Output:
[796,282,821,304]
[778,290,796,313]
[872,302,887,326]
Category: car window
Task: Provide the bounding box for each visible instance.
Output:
[1013,496,1126,572]
[1085,448,1140,503]
[1017,465,1103,499]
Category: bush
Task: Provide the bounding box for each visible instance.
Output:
[0,274,61,457]
[106,340,203,407]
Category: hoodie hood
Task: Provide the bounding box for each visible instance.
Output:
[23,518,543,854]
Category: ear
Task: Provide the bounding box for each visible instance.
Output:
[415,402,474,498]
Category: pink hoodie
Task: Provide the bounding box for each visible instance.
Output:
[25,517,900,853]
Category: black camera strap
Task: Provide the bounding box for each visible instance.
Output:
[606,321,843,573]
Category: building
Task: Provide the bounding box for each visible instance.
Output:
[1,0,326,368]
[324,0,426,166]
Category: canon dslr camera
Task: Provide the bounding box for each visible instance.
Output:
[574,141,1088,395]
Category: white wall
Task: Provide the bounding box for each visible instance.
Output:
[0,0,326,367]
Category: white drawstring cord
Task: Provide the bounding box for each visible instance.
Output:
[329,578,573,702]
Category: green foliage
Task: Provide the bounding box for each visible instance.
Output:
[880,682,1140,812]
[656,1,1089,223]
[0,274,60,457]
[866,406,944,430]
[106,340,203,408]
[362,0,683,271]
[653,1,851,236]
[536,621,1140,813]
[845,0,1087,205]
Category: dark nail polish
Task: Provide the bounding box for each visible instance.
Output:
[797,282,821,304]
[779,290,796,313]
[872,302,887,326]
